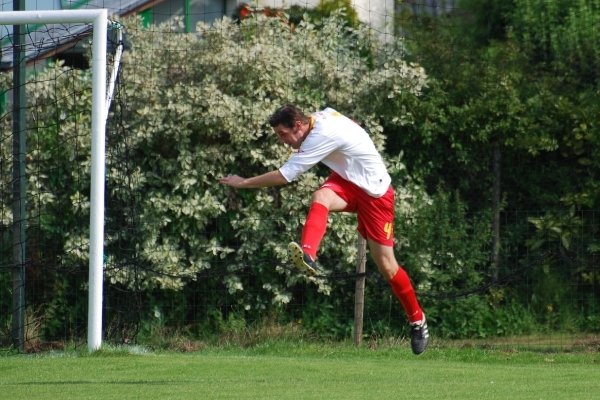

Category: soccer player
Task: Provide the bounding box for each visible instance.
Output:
[219,104,429,355]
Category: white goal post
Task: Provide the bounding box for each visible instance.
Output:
[0,9,116,351]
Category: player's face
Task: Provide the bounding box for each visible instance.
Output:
[273,122,303,149]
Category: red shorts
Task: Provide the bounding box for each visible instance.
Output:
[319,172,395,246]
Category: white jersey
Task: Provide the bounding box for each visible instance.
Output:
[278,108,392,198]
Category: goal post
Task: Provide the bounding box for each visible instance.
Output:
[0,9,112,351]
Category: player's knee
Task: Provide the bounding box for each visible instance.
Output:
[311,189,338,209]
[310,187,349,213]
[311,189,328,203]
[371,250,398,280]
[377,262,397,280]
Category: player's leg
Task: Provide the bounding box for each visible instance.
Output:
[301,187,348,258]
[367,240,423,322]
[357,186,429,354]
[289,187,348,275]
[355,186,423,321]
[367,239,429,355]
[289,173,353,276]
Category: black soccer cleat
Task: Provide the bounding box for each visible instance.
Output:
[288,242,318,276]
[410,314,430,355]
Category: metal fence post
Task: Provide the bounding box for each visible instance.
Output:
[11,0,27,352]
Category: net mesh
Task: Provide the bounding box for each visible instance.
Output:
[1,19,130,351]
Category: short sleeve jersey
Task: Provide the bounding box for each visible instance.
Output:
[278,108,392,198]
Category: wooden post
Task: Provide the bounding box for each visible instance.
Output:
[354,235,367,346]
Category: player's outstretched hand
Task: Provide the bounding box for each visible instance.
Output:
[219,174,246,188]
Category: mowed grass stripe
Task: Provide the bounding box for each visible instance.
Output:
[1,350,599,399]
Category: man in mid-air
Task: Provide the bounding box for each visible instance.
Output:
[219,104,429,355]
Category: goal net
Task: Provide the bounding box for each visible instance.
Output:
[0,10,127,352]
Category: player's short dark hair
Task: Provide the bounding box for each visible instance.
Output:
[268,104,310,128]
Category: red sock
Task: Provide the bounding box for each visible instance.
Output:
[301,202,329,260]
[389,266,423,323]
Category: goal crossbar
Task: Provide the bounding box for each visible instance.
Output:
[1,9,110,351]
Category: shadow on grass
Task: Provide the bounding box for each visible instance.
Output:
[14,380,194,385]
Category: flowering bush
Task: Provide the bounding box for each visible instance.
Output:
[111,13,427,296]
[1,12,430,313]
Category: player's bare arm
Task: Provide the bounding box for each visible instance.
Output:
[218,170,288,189]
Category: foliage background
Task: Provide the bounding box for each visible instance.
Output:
[1,0,599,348]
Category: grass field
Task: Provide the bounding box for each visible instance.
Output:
[1,339,599,399]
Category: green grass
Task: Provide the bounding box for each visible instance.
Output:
[1,341,599,399]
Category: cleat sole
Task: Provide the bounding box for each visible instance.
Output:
[288,242,317,276]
